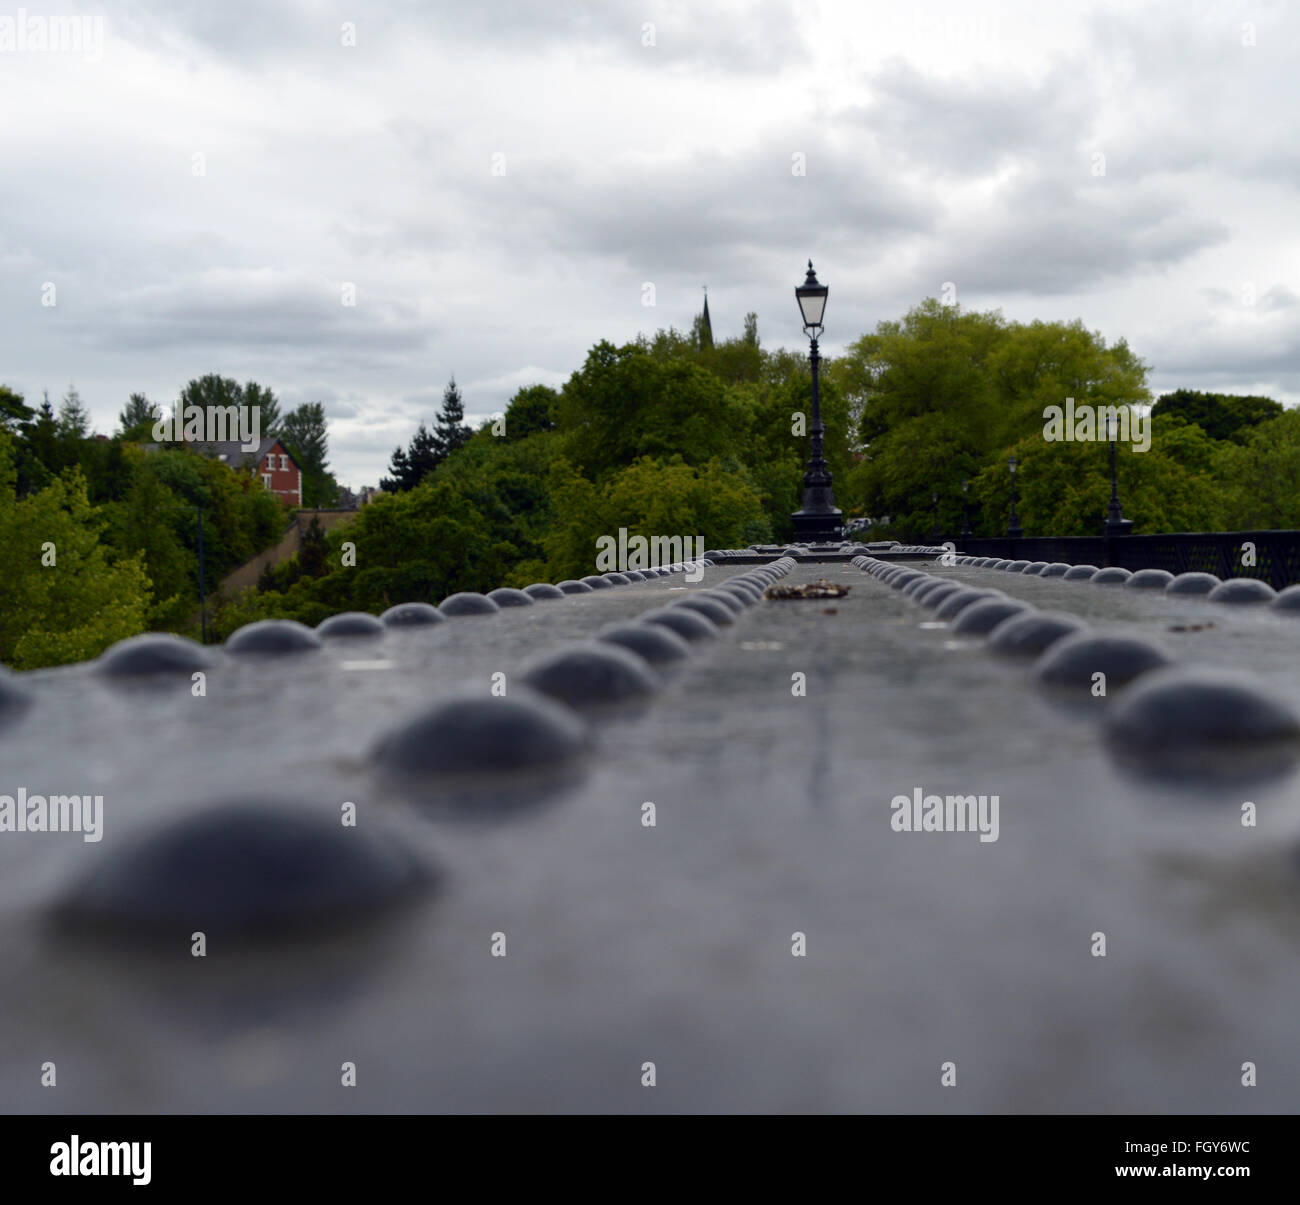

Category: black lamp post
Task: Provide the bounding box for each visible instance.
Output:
[1007,456,1023,539]
[961,478,972,540]
[1102,410,1133,536]
[789,260,842,543]
[930,490,938,544]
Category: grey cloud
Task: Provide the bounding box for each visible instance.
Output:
[111,0,326,65]
[66,273,435,364]
[848,54,1101,178]
[905,170,1231,296]
[1142,318,1300,395]
[112,0,809,74]
[399,0,809,71]
[405,134,942,278]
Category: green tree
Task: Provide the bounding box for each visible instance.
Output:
[115,453,194,627]
[242,380,282,436]
[1151,389,1282,443]
[503,384,558,440]
[380,422,442,492]
[1214,408,1300,528]
[119,392,161,438]
[0,384,33,432]
[58,385,91,438]
[831,300,1150,536]
[177,375,281,438]
[17,396,62,494]
[433,376,472,459]
[555,339,747,481]
[280,402,339,506]
[967,416,1227,538]
[541,454,766,580]
[297,515,329,578]
[0,430,151,668]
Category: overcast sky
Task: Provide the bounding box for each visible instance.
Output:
[2,0,1297,488]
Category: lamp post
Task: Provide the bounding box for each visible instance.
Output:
[930,490,938,544]
[789,260,843,543]
[961,478,972,540]
[1103,409,1133,536]
[1006,456,1023,539]
[197,506,207,644]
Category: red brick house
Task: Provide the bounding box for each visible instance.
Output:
[200,438,303,507]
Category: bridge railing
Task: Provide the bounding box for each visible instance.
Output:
[951,530,1300,590]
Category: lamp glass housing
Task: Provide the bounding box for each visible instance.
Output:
[796,261,828,330]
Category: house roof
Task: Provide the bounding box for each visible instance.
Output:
[195,437,297,469]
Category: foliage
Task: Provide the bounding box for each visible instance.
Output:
[3,300,1296,664]
[0,430,152,668]
[280,401,339,507]
[1213,408,1300,529]
[1151,389,1282,444]
[380,422,441,493]
[119,392,161,438]
[174,375,281,436]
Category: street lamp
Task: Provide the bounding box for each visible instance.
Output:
[1103,409,1133,536]
[789,260,843,543]
[930,490,938,544]
[961,478,972,540]
[1007,456,1023,539]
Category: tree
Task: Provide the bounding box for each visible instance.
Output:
[0,430,151,668]
[380,422,442,492]
[963,414,1227,539]
[1151,389,1282,443]
[503,384,558,441]
[280,402,339,507]
[433,376,472,459]
[0,385,33,432]
[115,454,194,628]
[119,392,161,438]
[541,454,767,580]
[242,380,282,436]
[830,300,1150,535]
[297,515,330,578]
[555,340,748,480]
[176,375,280,438]
[58,385,91,438]
[1214,408,1300,528]
[19,395,62,490]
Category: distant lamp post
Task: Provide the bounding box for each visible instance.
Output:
[1103,410,1134,536]
[930,490,939,544]
[1007,456,1023,539]
[789,260,843,543]
[961,478,972,540]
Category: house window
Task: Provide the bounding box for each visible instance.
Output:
[262,474,272,489]
[280,453,290,470]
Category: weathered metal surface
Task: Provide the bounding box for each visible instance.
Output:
[3,559,1299,1113]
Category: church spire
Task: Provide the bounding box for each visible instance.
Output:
[699,285,713,350]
